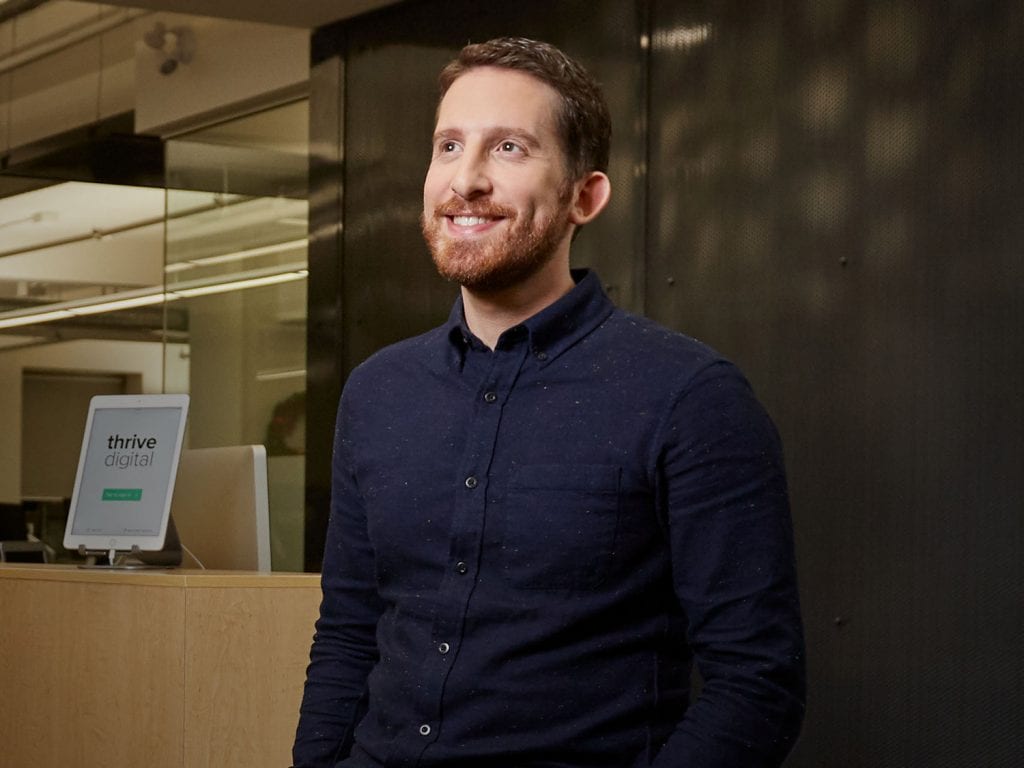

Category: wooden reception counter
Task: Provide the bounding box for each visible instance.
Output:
[0,564,321,768]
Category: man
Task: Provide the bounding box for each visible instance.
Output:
[294,37,805,768]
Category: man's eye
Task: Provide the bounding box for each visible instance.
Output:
[498,141,522,153]
[439,141,458,153]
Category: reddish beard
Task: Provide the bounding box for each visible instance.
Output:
[421,194,572,293]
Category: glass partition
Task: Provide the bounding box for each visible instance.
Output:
[164,99,309,572]
[0,176,178,560]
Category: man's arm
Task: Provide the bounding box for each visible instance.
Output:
[293,395,385,768]
[650,361,806,767]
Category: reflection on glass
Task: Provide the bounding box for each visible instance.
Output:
[0,182,166,330]
[0,101,310,569]
[164,99,309,572]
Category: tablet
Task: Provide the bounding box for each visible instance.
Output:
[63,394,190,555]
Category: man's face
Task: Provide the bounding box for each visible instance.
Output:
[421,66,576,293]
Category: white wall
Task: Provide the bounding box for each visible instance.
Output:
[133,14,308,136]
[0,2,309,153]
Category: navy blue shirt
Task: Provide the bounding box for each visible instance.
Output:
[294,270,805,768]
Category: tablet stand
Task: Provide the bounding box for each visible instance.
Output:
[76,544,174,570]
[73,519,183,569]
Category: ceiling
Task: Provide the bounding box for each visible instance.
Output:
[96,0,401,29]
[0,2,380,345]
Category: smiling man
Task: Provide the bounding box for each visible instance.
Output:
[293,38,805,768]
[421,62,610,344]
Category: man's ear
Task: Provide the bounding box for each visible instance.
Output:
[568,171,612,226]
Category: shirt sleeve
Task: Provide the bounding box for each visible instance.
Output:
[648,361,806,767]
[292,391,386,768]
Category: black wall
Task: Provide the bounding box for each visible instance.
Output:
[305,1,1024,764]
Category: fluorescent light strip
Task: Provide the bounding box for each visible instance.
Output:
[173,270,308,297]
[255,368,307,382]
[0,269,308,330]
[0,309,75,327]
[165,238,309,273]
[70,292,171,316]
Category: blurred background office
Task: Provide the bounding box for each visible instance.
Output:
[0,1,1020,766]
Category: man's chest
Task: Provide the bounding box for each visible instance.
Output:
[352,367,668,594]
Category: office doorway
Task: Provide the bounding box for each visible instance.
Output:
[20,369,131,499]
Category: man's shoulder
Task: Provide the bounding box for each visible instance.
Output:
[345,323,449,387]
[599,306,730,374]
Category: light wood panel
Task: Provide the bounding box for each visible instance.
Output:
[0,565,320,768]
[184,585,319,766]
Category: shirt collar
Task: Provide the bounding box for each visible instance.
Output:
[442,269,615,368]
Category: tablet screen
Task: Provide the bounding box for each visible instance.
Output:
[64,395,189,552]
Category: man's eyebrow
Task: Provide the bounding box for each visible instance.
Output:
[432,128,462,142]
[431,126,543,147]
[484,126,543,147]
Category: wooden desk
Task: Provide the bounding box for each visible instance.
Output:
[0,565,321,767]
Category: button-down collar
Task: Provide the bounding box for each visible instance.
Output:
[442,269,615,368]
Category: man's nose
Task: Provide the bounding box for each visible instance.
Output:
[449,152,492,199]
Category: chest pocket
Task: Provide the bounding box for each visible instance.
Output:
[500,463,621,590]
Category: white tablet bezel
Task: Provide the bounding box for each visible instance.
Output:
[63,394,190,554]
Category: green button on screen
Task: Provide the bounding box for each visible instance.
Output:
[102,488,143,501]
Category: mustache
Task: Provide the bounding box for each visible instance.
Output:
[432,200,517,219]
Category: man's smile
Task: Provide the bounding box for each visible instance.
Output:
[445,213,506,234]
[436,203,515,236]
[451,215,493,226]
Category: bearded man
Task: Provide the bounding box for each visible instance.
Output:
[293,37,805,768]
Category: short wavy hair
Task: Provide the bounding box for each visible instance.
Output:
[437,37,611,181]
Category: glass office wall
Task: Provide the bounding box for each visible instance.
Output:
[164,99,309,572]
[0,176,179,560]
[0,100,309,568]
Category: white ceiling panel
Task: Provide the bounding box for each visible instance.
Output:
[0,181,164,256]
[95,0,401,29]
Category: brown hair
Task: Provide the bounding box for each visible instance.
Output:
[438,37,611,181]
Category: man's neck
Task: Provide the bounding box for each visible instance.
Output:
[461,261,575,350]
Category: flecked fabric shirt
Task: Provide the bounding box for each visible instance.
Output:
[293,269,805,768]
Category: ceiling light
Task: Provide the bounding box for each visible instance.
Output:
[255,368,307,382]
[173,270,308,298]
[0,267,307,330]
[165,238,308,273]
[70,292,171,316]
[0,309,75,329]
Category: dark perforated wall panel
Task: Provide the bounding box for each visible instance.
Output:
[647,1,1024,765]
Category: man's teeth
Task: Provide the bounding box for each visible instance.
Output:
[452,216,489,226]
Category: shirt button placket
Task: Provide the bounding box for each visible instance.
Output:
[432,376,495,753]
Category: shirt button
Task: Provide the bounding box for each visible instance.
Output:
[483,391,497,403]
[534,350,548,361]
[438,642,450,654]
[455,561,468,574]
[419,724,431,736]
[464,475,478,489]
